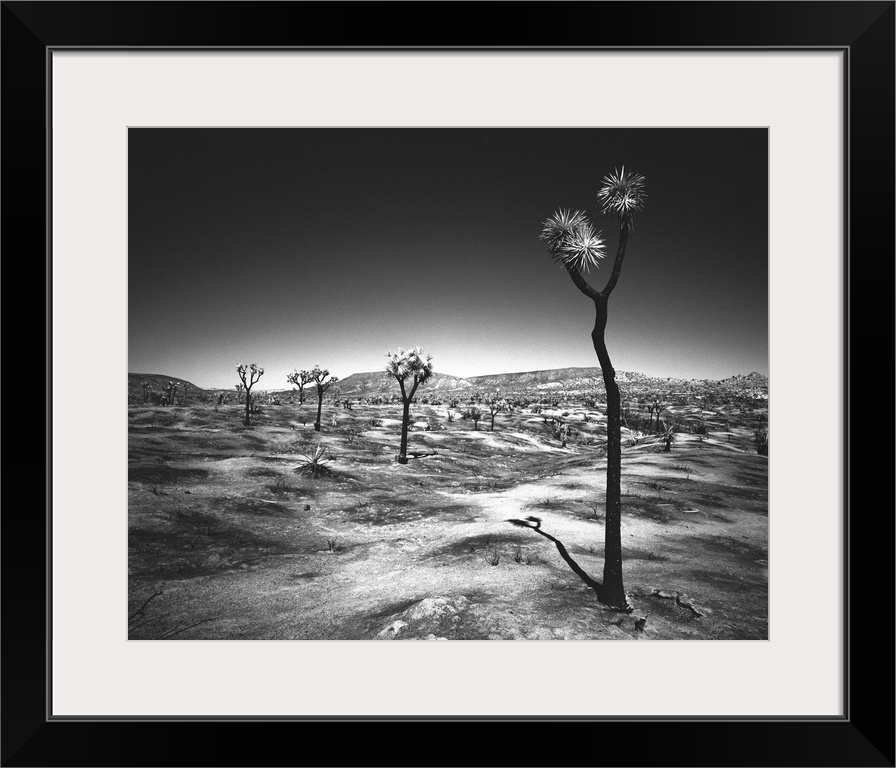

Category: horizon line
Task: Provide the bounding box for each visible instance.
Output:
[129,365,769,392]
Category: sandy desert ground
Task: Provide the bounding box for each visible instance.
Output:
[128,399,767,640]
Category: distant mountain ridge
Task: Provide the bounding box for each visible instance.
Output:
[335,367,768,398]
[130,368,768,399]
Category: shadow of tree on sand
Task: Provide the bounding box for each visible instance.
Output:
[508,516,628,611]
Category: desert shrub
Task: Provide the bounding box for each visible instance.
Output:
[294,444,334,477]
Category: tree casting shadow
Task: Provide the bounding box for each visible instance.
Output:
[508,516,624,609]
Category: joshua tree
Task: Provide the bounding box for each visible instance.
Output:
[309,365,339,432]
[648,397,666,433]
[236,364,264,426]
[140,380,151,404]
[235,383,245,404]
[286,369,314,405]
[462,406,482,431]
[162,381,178,406]
[484,394,507,432]
[539,167,646,610]
[385,347,434,464]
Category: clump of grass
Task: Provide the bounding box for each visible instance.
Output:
[344,426,364,445]
[325,536,342,553]
[483,545,500,566]
[268,476,290,493]
[511,545,524,564]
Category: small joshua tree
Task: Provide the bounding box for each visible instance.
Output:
[462,406,482,431]
[235,383,245,404]
[309,365,339,432]
[648,397,666,433]
[659,419,678,452]
[484,394,507,432]
[286,369,314,405]
[385,347,434,464]
[236,364,264,426]
[539,167,646,610]
[162,381,178,406]
[140,381,151,404]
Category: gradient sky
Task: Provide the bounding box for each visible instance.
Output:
[129,128,767,390]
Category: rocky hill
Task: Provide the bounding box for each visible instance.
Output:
[128,373,210,402]
[335,371,472,398]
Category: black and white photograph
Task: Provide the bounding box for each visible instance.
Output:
[128,127,769,641]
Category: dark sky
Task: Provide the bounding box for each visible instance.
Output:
[129,128,767,390]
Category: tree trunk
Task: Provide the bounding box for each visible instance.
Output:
[591,296,627,609]
[244,392,251,426]
[490,413,496,431]
[397,400,410,464]
[315,390,323,431]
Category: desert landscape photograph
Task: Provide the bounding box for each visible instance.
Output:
[128,127,768,640]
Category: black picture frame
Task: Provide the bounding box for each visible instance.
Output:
[3,2,893,766]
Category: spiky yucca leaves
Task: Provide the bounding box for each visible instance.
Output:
[295,443,333,477]
[385,347,434,385]
[596,167,647,224]
[539,209,606,272]
[309,365,336,387]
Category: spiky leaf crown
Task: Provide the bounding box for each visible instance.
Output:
[385,347,434,384]
[596,167,647,222]
[539,209,606,272]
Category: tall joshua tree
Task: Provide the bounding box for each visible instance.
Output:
[309,365,338,431]
[286,369,314,405]
[539,168,646,610]
[236,364,264,426]
[385,347,434,464]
